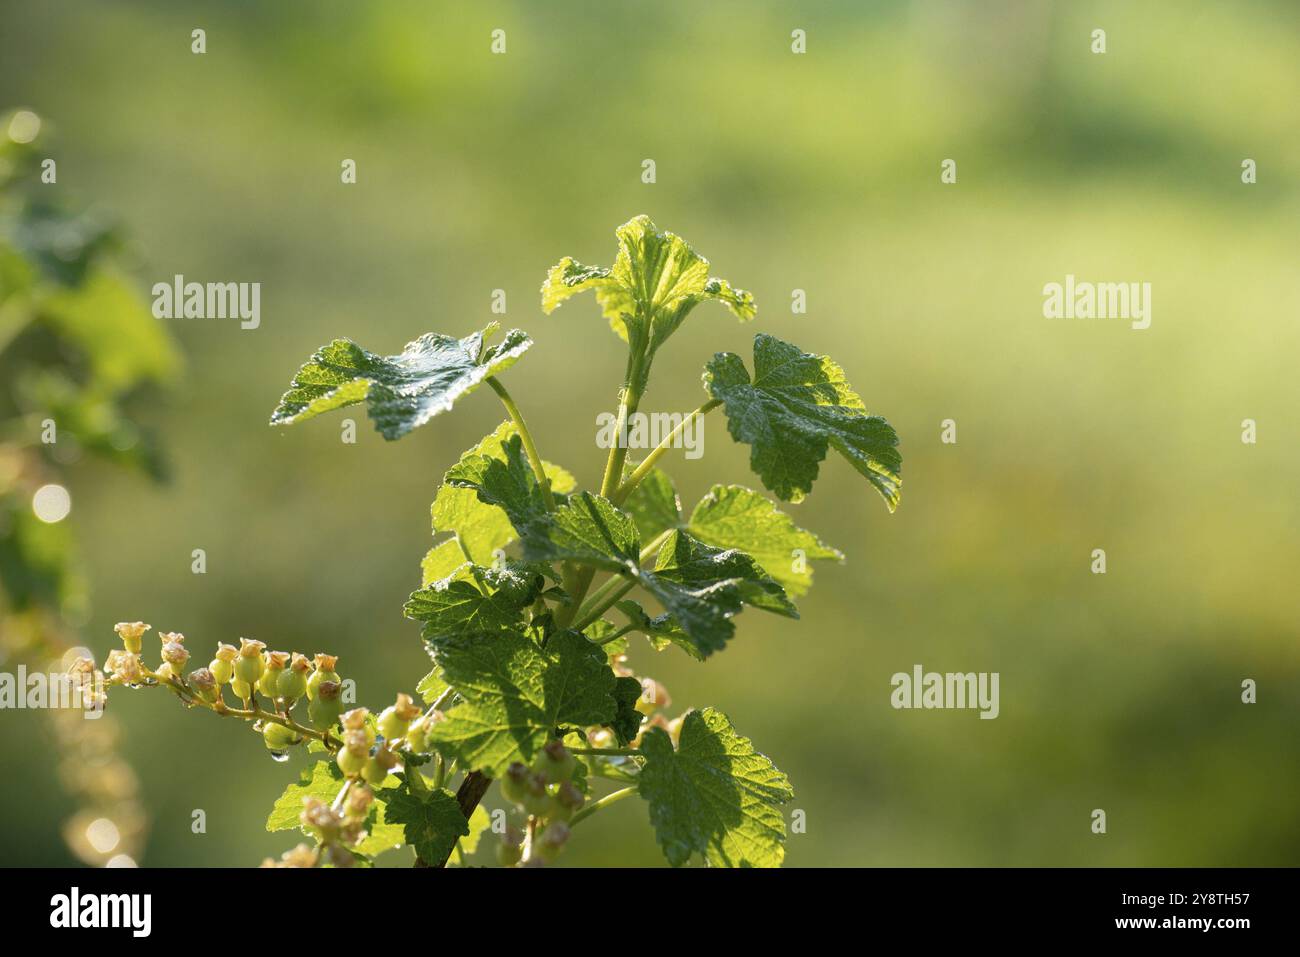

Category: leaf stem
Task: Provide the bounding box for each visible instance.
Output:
[151,671,337,750]
[571,577,637,632]
[486,376,556,511]
[570,785,637,826]
[614,398,721,505]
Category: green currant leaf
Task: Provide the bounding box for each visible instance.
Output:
[522,491,641,572]
[583,618,629,659]
[621,463,682,542]
[705,333,901,508]
[444,433,549,537]
[377,785,469,865]
[267,761,405,858]
[427,629,617,776]
[416,667,449,706]
[613,598,703,660]
[420,539,470,587]
[432,422,576,564]
[405,561,545,649]
[610,675,645,746]
[265,760,344,833]
[638,707,793,868]
[687,484,842,597]
[269,322,530,440]
[542,216,755,388]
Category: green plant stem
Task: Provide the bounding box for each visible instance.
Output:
[567,746,642,757]
[570,786,637,826]
[614,398,721,505]
[152,671,336,750]
[486,376,555,512]
[591,623,636,646]
[572,577,637,632]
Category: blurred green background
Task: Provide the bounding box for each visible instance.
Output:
[2,0,1298,866]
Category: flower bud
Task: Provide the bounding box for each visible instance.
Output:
[277,652,311,703]
[306,653,338,700]
[188,667,218,703]
[114,621,150,654]
[209,643,237,685]
[344,783,374,821]
[234,638,266,686]
[300,796,342,842]
[161,641,190,671]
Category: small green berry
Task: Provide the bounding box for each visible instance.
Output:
[521,773,553,818]
[277,652,311,704]
[258,651,289,699]
[234,638,266,686]
[532,740,576,785]
[377,692,421,742]
[550,781,584,822]
[501,762,530,805]
[209,642,237,685]
[307,680,343,731]
[230,678,251,701]
[306,653,338,700]
[263,721,299,751]
[535,821,570,863]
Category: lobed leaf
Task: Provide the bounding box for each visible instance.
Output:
[426,629,617,776]
[377,785,469,865]
[704,333,901,508]
[269,322,530,440]
[638,708,793,868]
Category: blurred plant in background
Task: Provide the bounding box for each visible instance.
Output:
[0,107,180,865]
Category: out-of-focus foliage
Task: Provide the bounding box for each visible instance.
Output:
[0,107,179,865]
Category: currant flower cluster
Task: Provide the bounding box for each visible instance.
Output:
[99,621,446,867]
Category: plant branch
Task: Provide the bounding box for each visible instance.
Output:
[570,786,636,826]
[614,398,720,505]
[572,577,637,632]
[486,376,556,512]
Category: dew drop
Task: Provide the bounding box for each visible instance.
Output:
[269,750,289,763]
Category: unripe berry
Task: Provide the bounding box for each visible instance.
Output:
[154,661,175,684]
[306,653,338,700]
[344,783,374,822]
[336,737,368,777]
[258,651,289,700]
[230,678,251,701]
[209,643,237,685]
[501,762,530,805]
[377,692,421,742]
[262,721,299,751]
[496,827,524,867]
[404,714,432,752]
[234,638,266,686]
[114,621,149,654]
[521,772,553,818]
[277,653,311,704]
[536,821,570,863]
[307,680,343,731]
[341,708,376,747]
[550,781,585,822]
[188,667,218,703]
[532,740,576,784]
